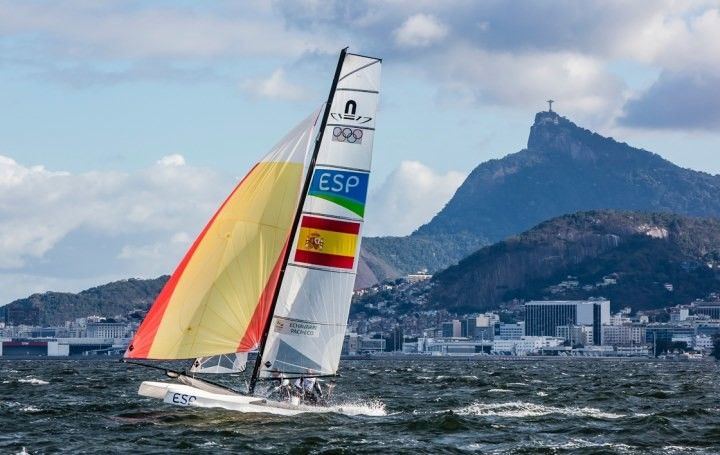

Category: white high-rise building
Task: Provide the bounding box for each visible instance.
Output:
[525,300,610,345]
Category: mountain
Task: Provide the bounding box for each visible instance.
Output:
[358,111,720,286]
[429,210,720,313]
[8,211,720,323]
[3,276,168,326]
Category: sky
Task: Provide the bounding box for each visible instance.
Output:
[2,0,720,304]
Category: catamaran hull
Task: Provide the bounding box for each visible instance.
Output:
[138,381,331,416]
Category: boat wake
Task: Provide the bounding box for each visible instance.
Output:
[17,378,49,385]
[325,399,387,417]
[454,401,624,419]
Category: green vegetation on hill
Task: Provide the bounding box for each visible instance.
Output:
[430,211,720,313]
[358,233,485,288]
[3,276,168,326]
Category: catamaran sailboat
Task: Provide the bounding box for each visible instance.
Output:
[123,48,381,415]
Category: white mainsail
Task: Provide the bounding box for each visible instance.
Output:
[257,52,381,379]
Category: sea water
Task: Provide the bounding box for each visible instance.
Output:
[1,358,719,454]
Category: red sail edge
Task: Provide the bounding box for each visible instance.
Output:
[236,237,290,352]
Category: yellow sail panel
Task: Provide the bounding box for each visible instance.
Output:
[126,112,318,360]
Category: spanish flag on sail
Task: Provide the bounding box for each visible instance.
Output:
[294,215,359,270]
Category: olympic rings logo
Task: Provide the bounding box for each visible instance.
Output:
[332,127,363,144]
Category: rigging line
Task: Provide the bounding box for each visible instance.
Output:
[248,47,349,395]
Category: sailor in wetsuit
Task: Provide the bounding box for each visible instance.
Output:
[294,377,323,404]
[270,378,292,400]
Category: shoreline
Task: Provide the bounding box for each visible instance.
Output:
[0,354,712,362]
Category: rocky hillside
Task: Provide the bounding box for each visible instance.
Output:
[358,111,720,286]
[3,276,168,326]
[430,211,720,313]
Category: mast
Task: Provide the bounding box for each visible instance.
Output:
[248,47,348,394]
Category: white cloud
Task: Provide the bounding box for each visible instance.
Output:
[394,13,448,48]
[241,69,312,101]
[156,154,186,167]
[279,1,720,130]
[364,161,466,237]
[0,154,233,304]
[430,47,626,127]
[0,1,333,60]
[2,0,718,130]
[611,5,720,73]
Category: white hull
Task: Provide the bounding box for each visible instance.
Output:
[138,381,333,416]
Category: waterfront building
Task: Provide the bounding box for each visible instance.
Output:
[424,338,490,355]
[696,324,720,338]
[556,325,594,346]
[358,337,386,353]
[401,340,419,353]
[441,320,462,338]
[473,325,494,341]
[491,336,563,355]
[86,322,128,339]
[602,325,646,347]
[645,325,696,345]
[694,303,720,320]
[463,315,497,340]
[694,334,714,351]
[670,307,690,323]
[461,319,470,338]
[498,322,524,340]
[342,333,359,355]
[671,334,694,346]
[0,337,124,357]
[525,300,610,345]
[615,345,651,356]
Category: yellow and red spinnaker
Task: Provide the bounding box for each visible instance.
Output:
[124,112,317,360]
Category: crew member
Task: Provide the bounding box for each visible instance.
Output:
[294,377,323,404]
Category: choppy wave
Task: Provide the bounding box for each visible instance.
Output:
[20,405,42,413]
[4,401,41,413]
[2,358,719,453]
[548,438,638,453]
[455,401,625,419]
[328,399,387,417]
[17,378,49,385]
